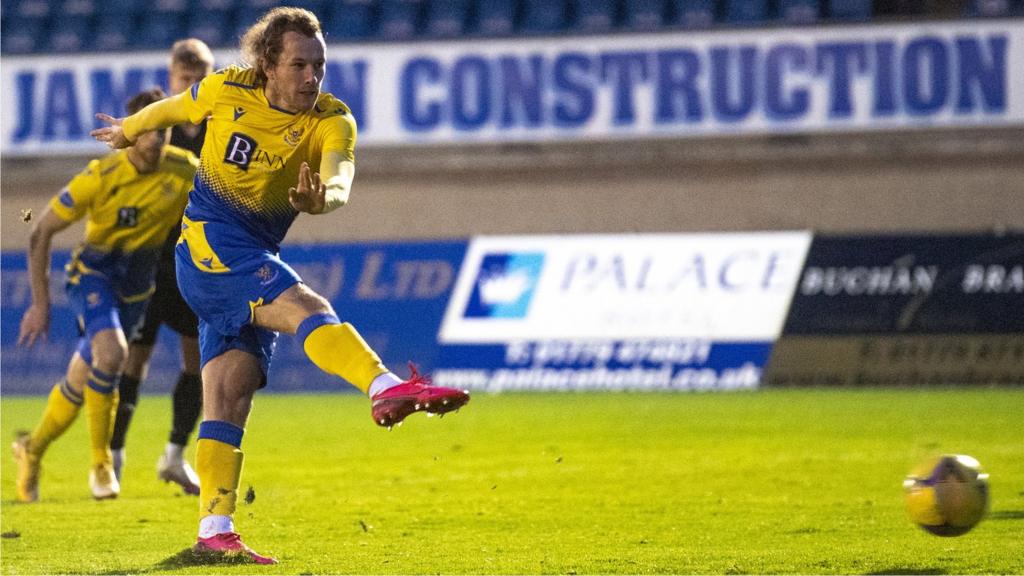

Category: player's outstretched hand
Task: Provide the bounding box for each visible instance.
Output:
[90,113,132,149]
[289,162,327,214]
[17,303,49,348]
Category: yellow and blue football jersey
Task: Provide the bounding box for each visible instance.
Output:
[181,66,356,248]
[51,146,196,300]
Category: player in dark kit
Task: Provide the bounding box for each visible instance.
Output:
[110,39,214,495]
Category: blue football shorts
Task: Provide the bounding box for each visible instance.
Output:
[175,216,302,377]
[67,272,149,365]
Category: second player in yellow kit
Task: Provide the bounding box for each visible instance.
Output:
[14,88,196,503]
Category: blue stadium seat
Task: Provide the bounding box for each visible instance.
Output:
[288,0,328,15]
[1,16,47,54]
[14,0,51,19]
[152,0,190,15]
[322,0,378,41]
[828,0,871,20]
[670,0,716,27]
[724,0,770,23]
[473,0,515,36]
[379,0,424,40]
[965,0,1013,16]
[136,12,186,49]
[622,0,666,30]
[423,0,470,38]
[49,17,93,53]
[93,13,137,52]
[98,0,142,16]
[778,0,820,22]
[237,0,278,11]
[571,0,618,32]
[188,8,234,48]
[519,0,568,33]
[61,0,97,18]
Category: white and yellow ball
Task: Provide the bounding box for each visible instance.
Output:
[903,454,989,537]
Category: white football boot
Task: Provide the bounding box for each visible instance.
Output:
[89,463,120,500]
[157,452,200,495]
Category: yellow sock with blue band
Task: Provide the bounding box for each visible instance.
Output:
[196,421,245,528]
[298,313,388,394]
[84,367,118,467]
[29,380,83,457]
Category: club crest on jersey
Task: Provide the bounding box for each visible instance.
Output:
[284,125,304,147]
[256,264,279,285]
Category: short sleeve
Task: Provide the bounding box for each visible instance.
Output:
[48,160,102,222]
[182,70,227,125]
[318,111,357,163]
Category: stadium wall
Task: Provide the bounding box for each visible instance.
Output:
[2,23,1022,393]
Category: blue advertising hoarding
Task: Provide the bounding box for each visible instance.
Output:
[1,241,467,394]
[766,231,1024,387]
[783,232,1024,334]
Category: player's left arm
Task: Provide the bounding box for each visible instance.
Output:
[288,153,353,215]
[321,151,354,212]
[289,110,356,215]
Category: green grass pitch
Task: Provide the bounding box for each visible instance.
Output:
[2,389,1023,574]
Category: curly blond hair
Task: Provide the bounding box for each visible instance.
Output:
[241,7,322,87]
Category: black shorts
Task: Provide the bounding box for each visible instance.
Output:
[132,235,199,346]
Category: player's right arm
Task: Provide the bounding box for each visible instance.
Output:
[18,207,74,347]
[91,93,190,149]
[90,71,224,149]
[19,164,102,347]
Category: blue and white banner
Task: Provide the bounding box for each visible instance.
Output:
[3,20,1022,156]
[431,233,812,391]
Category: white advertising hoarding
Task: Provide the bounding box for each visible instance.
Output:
[439,232,813,342]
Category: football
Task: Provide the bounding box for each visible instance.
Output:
[903,454,990,536]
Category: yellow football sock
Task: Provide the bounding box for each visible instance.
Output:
[302,320,388,394]
[196,438,244,518]
[84,368,118,467]
[28,381,83,457]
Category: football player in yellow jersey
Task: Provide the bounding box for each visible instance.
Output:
[91,7,469,564]
[14,88,197,503]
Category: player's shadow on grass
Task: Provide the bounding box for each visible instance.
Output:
[864,565,942,569]
[86,548,265,575]
[152,548,260,571]
[989,510,1024,520]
